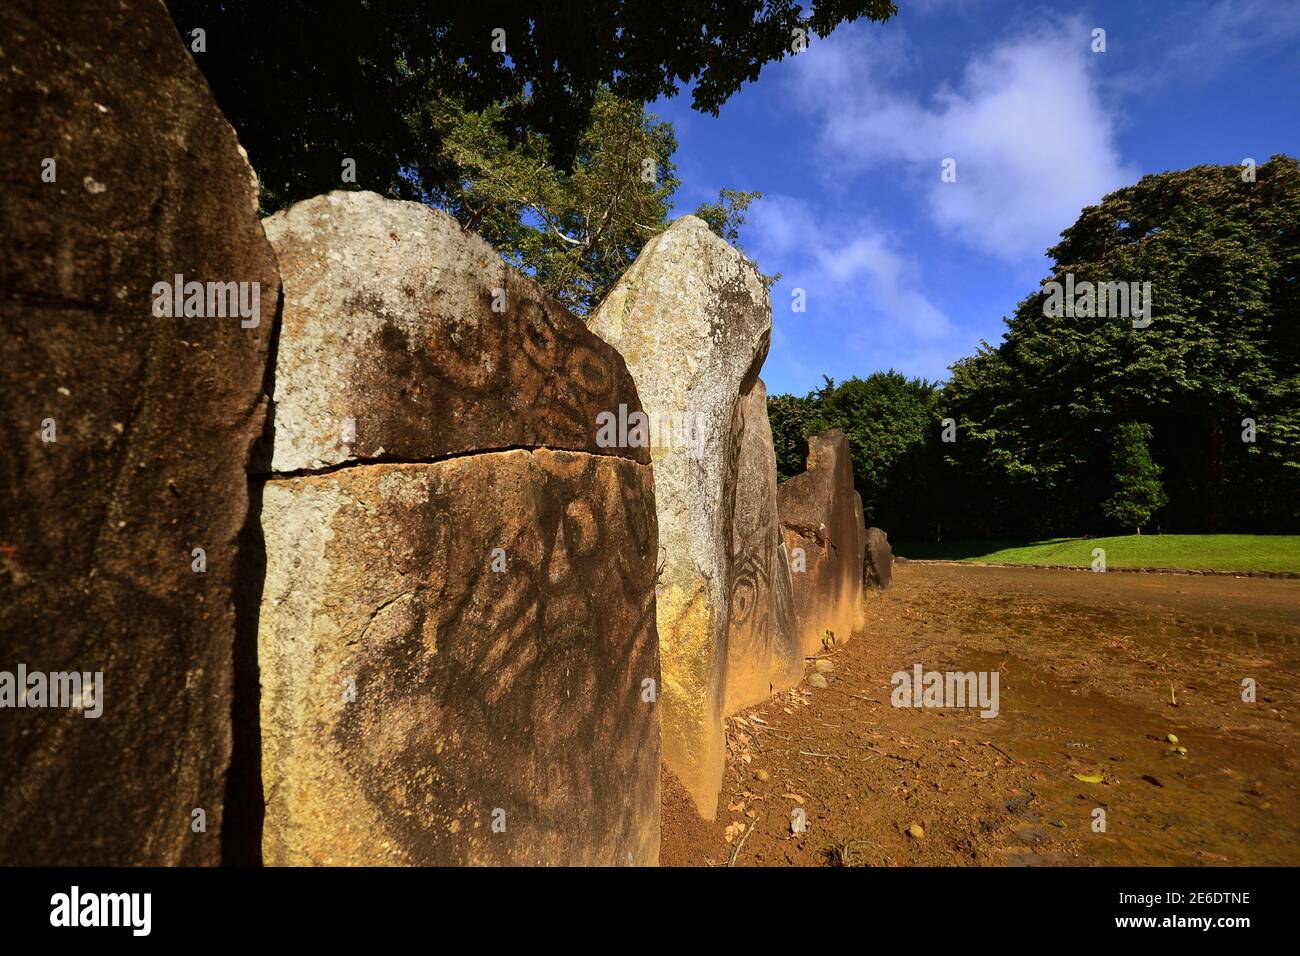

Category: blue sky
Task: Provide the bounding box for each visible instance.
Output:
[650,0,1300,396]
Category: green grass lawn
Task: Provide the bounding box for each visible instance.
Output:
[893,534,1300,573]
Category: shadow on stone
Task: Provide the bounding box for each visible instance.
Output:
[222,285,282,867]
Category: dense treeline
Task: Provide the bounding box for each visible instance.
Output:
[771,157,1300,540]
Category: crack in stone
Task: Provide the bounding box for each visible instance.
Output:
[252,444,648,481]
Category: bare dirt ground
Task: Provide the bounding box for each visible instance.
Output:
[661,563,1300,866]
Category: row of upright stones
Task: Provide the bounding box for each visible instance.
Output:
[0,0,661,865]
[0,0,873,863]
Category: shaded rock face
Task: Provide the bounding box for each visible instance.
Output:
[0,1,278,864]
[253,193,660,865]
[778,431,866,657]
[853,493,868,632]
[258,191,647,472]
[589,215,772,820]
[865,527,894,590]
[723,379,803,715]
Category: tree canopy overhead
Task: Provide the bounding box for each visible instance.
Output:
[167,0,897,211]
[432,88,681,313]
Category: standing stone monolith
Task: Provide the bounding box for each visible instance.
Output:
[588,215,772,819]
[251,191,660,865]
[0,0,278,865]
[865,527,894,590]
[852,492,868,632]
[778,430,866,656]
[723,379,803,715]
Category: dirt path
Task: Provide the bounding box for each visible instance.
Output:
[661,563,1300,866]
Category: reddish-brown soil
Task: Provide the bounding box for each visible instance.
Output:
[661,563,1300,866]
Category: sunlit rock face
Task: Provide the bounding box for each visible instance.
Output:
[778,430,867,657]
[253,193,660,865]
[589,215,773,820]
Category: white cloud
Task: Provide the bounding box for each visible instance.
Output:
[1156,0,1300,77]
[791,18,1137,261]
[748,194,958,382]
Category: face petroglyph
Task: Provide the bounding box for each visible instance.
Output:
[505,283,616,451]
[723,378,802,715]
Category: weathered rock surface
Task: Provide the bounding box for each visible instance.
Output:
[0,0,278,864]
[258,191,648,472]
[723,379,803,715]
[865,526,894,590]
[256,452,659,865]
[778,430,866,656]
[853,492,868,631]
[589,215,771,820]
[253,194,660,864]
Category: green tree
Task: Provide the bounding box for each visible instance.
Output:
[768,372,944,538]
[774,158,1299,539]
[1101,423,1168,534]
[424,90,774,312]
[430,89,680,313]
[167,0,897,212]
[692,189,780,287]
[943,155,1300,535]
[768,392,822,481]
